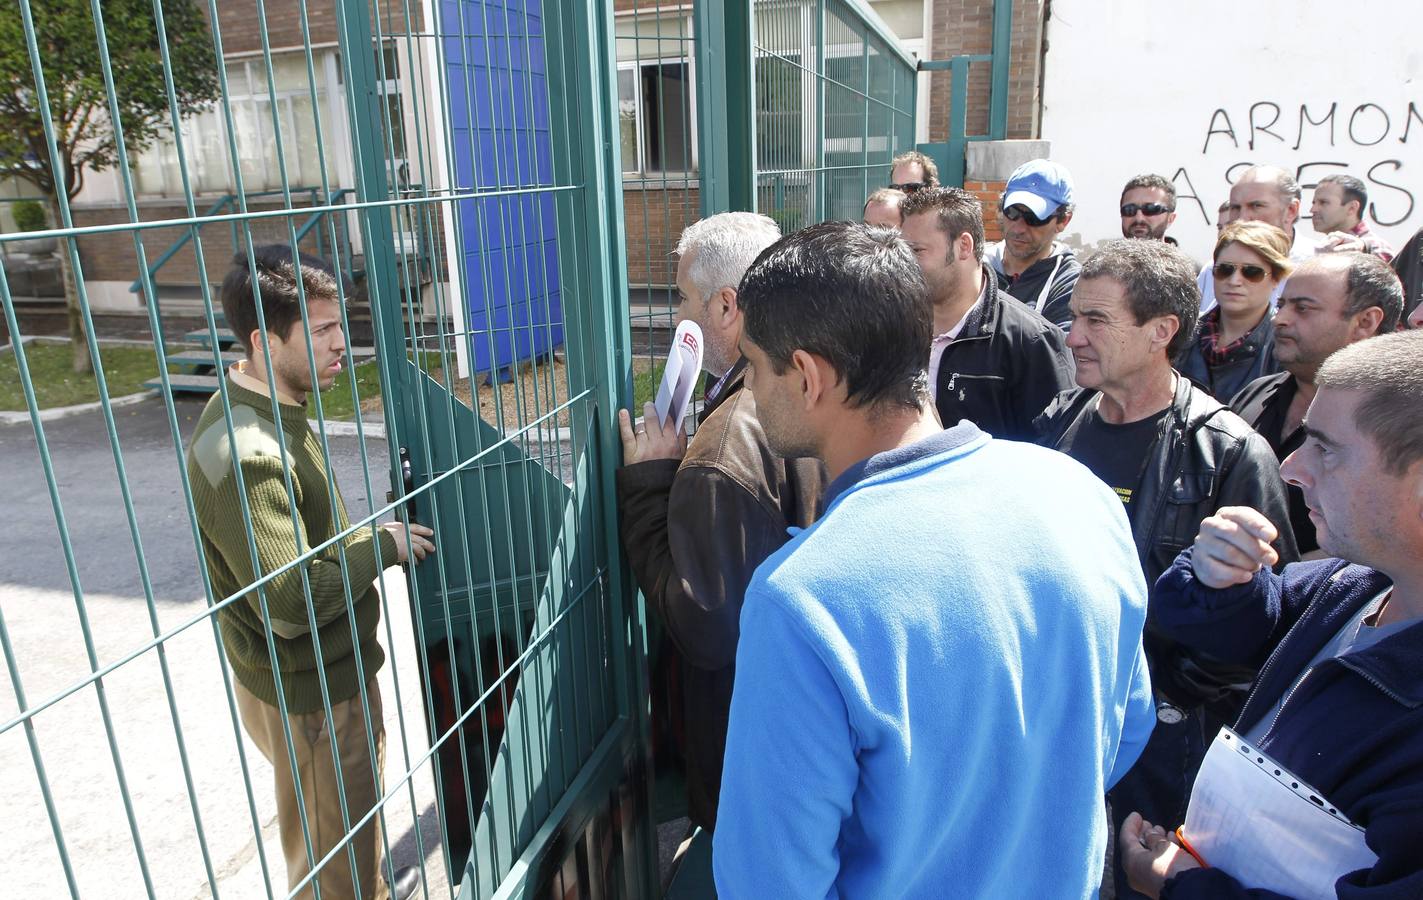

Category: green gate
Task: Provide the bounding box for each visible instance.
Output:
[0,0,917,896]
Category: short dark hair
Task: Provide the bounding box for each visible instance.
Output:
[1316,330,1423,476]
[1319,174,1368,215]
[900,186,986,261]
[1078,239,1200,358]
[1120,174,1176,205]
[1340,252,1404,333]
[220,244,344,356]
[890,150,939,187]
[738,221,931,412]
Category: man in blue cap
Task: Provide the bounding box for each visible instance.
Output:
[986,158,1081,330]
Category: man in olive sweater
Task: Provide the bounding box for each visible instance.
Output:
[188,246,432,900]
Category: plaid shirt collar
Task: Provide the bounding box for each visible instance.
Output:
[1197,307,1264,366]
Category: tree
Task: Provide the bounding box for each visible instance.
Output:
[0,0,219,372]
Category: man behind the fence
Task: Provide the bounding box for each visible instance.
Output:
[186,245,429,899]
[713,222,1154,898]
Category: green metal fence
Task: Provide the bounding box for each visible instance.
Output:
[753,0,918,229]
[0,0,916,897]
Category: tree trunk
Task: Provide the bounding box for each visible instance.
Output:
[51,199,91,375]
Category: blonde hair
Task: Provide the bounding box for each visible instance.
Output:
[1214,221,1293,280]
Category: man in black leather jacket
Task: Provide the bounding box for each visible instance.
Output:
[1035,239,1298,900]
[899,187,1075,441]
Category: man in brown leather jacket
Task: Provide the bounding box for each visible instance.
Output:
[616,212,826,832]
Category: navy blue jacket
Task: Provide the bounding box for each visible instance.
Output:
[1152,551,1423,900]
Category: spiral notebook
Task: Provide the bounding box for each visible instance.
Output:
[1179,727,1377,900]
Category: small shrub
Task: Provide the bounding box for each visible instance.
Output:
[11,199,47,233]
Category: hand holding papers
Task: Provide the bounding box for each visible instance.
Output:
[617,321,700,466]
[1178,728,1377,899]
[654,321,704,432]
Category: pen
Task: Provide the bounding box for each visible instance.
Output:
[1175,827,1210,868]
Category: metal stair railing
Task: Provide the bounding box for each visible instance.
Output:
[127,186,356,296]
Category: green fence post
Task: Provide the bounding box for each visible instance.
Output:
[989,0,1013,140]
[694,1,756,215]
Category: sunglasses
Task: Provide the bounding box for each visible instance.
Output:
[1001,205,1055,227]
[889,181,927,193]
[1120,203,1174,217]
[1212,262,1270,283]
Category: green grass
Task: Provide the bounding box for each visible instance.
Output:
[0,341,168,410]
[631,362,664,413]
[312,358,383,421]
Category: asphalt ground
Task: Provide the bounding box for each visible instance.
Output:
[0,395,450,899]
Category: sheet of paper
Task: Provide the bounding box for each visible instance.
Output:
[654,321,703,432]
[1181,728,1377,900]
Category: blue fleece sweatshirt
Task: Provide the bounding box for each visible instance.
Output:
[713,423,1155,899]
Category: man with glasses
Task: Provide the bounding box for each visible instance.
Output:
[887,149,939,194]
[1120,174,1178,243]
[985,158,1081,330]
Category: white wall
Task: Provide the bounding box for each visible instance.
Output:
[1041,0,1423,261]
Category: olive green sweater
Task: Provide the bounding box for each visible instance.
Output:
[186,379,397,713]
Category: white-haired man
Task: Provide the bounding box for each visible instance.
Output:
[615,212,826,835]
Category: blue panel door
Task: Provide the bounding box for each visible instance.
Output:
[442,0,564,375]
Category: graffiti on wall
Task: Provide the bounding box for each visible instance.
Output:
[1169,100,1421,228]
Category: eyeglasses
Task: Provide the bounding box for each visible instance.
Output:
[889,181,927,193]
[1212,262,1270,283]
[1001,205,1054,227]
[1120,203,1174,217]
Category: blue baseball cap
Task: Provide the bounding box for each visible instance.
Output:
[1002,159,1075,220]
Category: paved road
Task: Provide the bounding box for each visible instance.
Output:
[0,396,451,899]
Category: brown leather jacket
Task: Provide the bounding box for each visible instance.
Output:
[615,360,825,828]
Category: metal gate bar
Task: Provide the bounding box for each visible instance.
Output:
[1,0,920,896]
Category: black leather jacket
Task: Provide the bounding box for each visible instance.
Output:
[934,264,1075,441]
[1036,374,1300,706]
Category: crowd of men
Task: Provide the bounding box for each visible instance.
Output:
[185,149,1421,899]
[618,151,1422,898]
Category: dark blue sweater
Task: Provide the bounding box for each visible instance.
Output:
[1153,551,1423,900]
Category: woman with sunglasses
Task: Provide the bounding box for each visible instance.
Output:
[1175,221,1292,401]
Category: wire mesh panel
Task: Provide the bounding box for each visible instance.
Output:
[614,0,700,386]
[0,0,920,895]
[752,0,917,227]
[0,0,649,898]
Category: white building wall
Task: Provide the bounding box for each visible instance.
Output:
[1041,0,1423,261]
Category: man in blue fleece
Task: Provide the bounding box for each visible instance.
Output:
[713,221,1156,898]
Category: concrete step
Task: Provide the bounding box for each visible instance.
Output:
[181,327,238,348]
[144,372,221,394]
[165,349,244,370]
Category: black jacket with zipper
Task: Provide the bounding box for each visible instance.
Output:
[934,264,1075,442]
[1036,373,1299,710]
